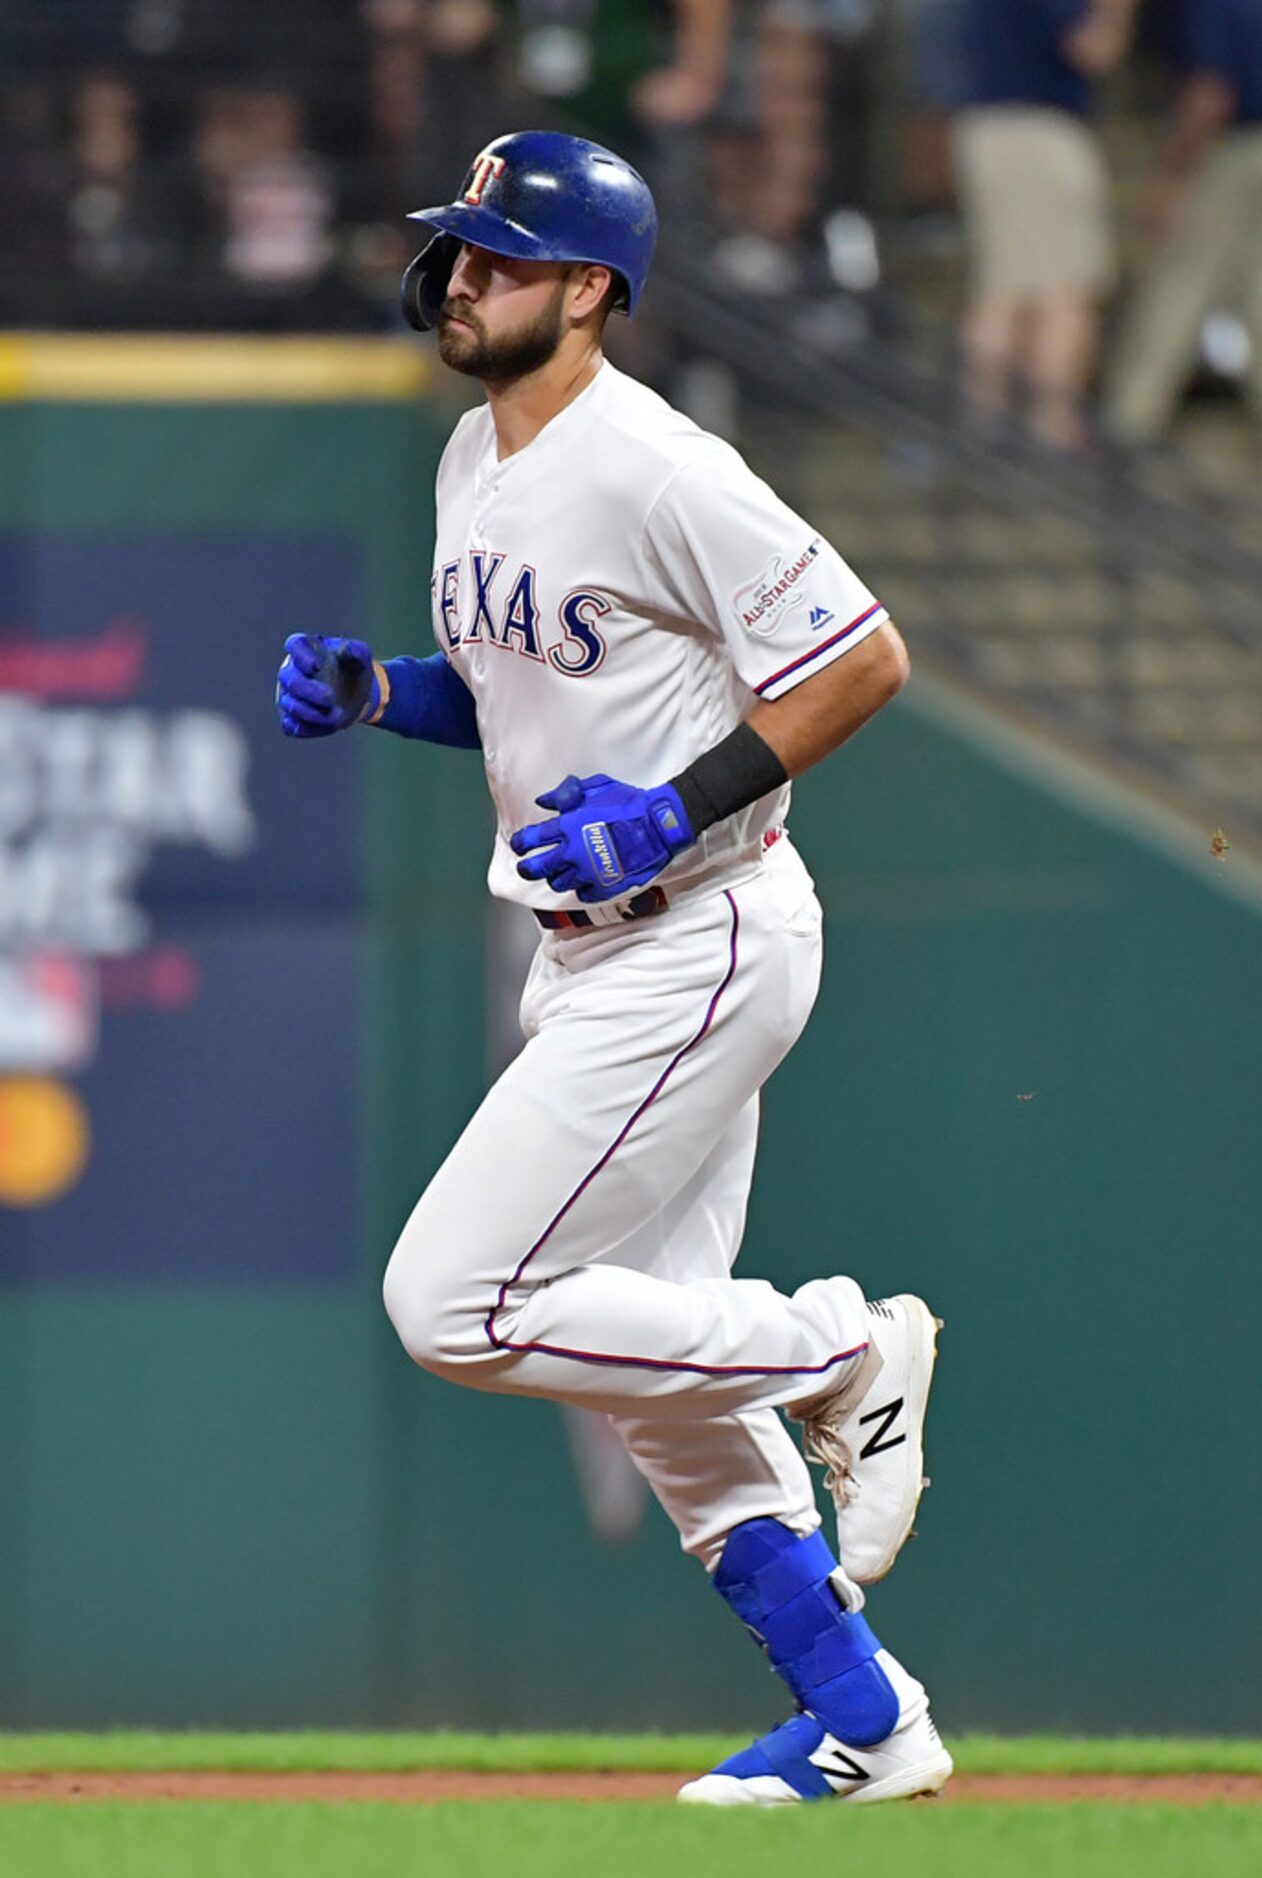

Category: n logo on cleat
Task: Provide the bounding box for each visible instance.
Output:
[858,1397,906,1459]
[811,1743,871,1785]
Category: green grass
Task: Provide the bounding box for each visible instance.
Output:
[2,1802,1262,1878]
[0,1730,1260,1775]
[3,1739,1259,1878]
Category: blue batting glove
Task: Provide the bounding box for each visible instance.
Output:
[510,772,696,902]
[276,633,377,738]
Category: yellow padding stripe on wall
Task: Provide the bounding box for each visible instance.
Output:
[0,333,431,402]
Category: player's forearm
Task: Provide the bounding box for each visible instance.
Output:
[364,653,482,747]
[668,621,907,839]
[746,620,909,780]
[671,0,731,93]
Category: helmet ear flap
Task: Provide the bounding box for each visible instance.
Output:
[401,232,460,332]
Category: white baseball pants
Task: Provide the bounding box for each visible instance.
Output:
[382,836,871,1563]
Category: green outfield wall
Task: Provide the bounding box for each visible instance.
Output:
[0,338,1258,1736]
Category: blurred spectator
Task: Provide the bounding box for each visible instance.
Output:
[0,83,62,291]
[175,86,335,303]
[505,0,730,289]
[339,0,429,301]
[512,0,673,149]
[362,0,427,196]
[700,0,875,293]
[953,0,1137,446]
[402,0,506,203]
[1103,0,1262,441]
[61,75,162,284]
[342,0,506,309]
[220,89,334,289]
[98,79,364,330]
[631,0,731,131]
[900,0,968,219]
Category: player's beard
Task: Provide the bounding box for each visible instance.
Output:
[436,283,567,382]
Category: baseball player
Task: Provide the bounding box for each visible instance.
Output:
[276,130,951,1806]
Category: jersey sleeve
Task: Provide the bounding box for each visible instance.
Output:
[642,452,889,703]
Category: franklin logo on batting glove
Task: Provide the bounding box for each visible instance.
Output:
[582,822,623,887]
[511,773,696,903]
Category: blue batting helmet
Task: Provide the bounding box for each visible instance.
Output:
[400,130,658,333]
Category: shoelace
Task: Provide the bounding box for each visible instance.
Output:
[800,1414,860,1506]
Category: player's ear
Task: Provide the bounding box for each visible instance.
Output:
[568,263,614,327]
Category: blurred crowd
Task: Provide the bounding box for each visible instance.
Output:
[3,0,1262,448]
[942,0,1262,449]
[0,0,891,331]
[0,0,511,329]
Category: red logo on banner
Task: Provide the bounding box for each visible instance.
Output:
[0,620,147,699]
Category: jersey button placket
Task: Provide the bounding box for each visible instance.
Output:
[470,478,497,677]
[470,519,488,678]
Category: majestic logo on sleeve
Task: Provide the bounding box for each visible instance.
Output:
[733,539,822,639]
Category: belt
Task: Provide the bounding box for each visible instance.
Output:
[534,885,669,931]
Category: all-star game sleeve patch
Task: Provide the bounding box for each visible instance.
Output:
[644,454,889,701]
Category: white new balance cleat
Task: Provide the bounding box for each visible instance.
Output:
[678,1652,952,1806]
[794,1294,941,1584]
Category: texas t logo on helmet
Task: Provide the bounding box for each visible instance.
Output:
[399,129,658,333]
[463,150,506,206]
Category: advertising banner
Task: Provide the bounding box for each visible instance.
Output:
[0,532,364,1282]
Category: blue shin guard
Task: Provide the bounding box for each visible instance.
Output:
[713,1519,899,1748]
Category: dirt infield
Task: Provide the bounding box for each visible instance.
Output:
[3,1770,1261,1805]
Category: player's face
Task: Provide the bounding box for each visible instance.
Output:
[437,245,571,381]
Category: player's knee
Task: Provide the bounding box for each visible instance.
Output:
[382,1240,481,1378]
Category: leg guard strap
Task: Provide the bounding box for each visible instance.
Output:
[714,1518,899,1748]
[711,1712,835,1799]
[757,1715,835,1799]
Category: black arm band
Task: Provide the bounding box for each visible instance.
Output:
[670,720,789,838]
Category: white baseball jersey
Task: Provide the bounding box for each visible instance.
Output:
[430,360,888,908]
[386,358,903,1594]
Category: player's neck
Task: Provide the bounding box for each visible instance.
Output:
[483,342,604,460]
